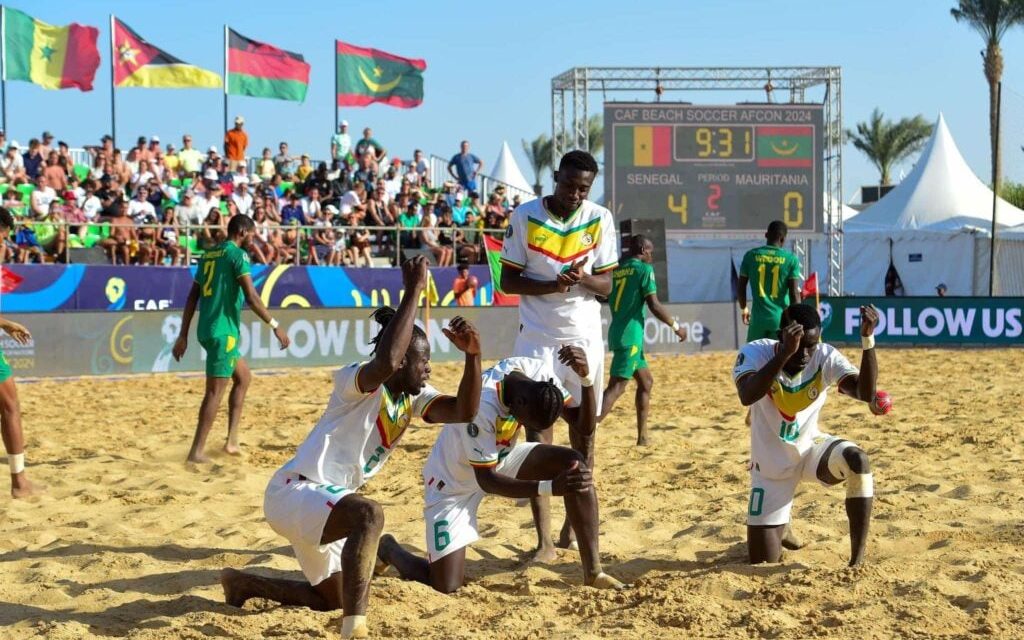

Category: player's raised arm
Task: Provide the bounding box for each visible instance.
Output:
[173,282,201,361]
[421,317,482,424]
[735,321,803,406]
[839,305,879,402]
[357,256,428,392]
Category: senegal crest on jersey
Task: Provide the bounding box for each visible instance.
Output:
[768,365,826,421]
[526,216,601,264]
[375,387,412,448]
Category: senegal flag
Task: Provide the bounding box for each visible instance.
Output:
[2,7,100,91]
[113,17,220,89]
[228,29,309,102]
[615,125,672,167]
[336,40,425,108]
[756,126,813,168]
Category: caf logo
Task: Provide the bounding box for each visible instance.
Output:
[581,232,594,246]
[807,387,820,400]
[467,422,479,437]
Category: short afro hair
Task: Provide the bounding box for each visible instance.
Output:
[557,150,599,174]
[780,303,821,331]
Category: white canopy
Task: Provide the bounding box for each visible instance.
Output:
[489,141,534,195]
[847,113,1024,231]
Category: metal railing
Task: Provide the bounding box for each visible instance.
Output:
[428,155,536,204]
[7,219,506,267]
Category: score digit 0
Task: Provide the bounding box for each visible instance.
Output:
[783,191,804,227]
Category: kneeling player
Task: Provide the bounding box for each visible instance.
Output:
[733,303,882,567]
[377,347,625,593]
[220,257,483,639]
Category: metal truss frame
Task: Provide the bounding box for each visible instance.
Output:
[551,66,844,295]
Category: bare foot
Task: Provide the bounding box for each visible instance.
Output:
[636,436,649,447]
[586,571,627,590]
[781,524,805,551]
[11,475,41,499]
[220,568,249,607]
[186,451,210,464]
[223,444,242,456]
[529,545,559,564]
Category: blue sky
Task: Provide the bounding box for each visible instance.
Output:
[5,0,1024,200]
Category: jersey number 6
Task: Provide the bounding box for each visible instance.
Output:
[433,520,450,551]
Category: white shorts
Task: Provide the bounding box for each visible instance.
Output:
[747,436,855,526]
[512,328,604,411]
[423,442,539,562]
[263,469,353,586]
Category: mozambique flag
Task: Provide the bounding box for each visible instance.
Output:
[615,125,672,167]
[113,18,221,89]
[228,29,309,102]
[483,235,519,306]
[756,126,813,168]
[336,40,425,108]
[2,7,99,91]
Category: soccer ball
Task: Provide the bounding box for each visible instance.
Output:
[869,390,892,416]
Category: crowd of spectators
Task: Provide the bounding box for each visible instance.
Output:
[0,120,522,267]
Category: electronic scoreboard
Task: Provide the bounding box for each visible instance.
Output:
[604,103,824,234]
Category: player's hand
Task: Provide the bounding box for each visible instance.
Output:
[674,326,688,342]
[401,255,429,293]
[172,336,188,361]
[273,326,290,350]
[0,320,32,345]
[552,460,592,495]
[859,304,879,338]
[557,344,590,380]
[442,316,481,355]
[779,321,804,358]
[741,307,751,325]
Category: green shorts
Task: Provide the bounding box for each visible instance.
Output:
[610,344,648,379]
[746,323,780,343]
[0,350,11,383]
[200,334,240,378]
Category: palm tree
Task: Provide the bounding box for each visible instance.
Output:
[522,134,552,196]
[951,0,1024,192]
[587,114,604,156]
[846,109,933,185]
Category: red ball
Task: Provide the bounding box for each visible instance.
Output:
[467,276,479,289]
[870,390,892,416]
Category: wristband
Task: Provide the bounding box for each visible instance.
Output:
[538,480,553,497]
[861,335,875,350]
[579,373,594,388]
[269,318,280,330]
[9,453,25,474]
[671,321,681,332]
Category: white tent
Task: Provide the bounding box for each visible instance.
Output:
[489,141,534,197]
[847,113,1024,231]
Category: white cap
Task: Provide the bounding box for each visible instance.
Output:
[151,135,160,142]
[8,140,19,149]
[325,204,339,214]
[340,120,349,127]
[203,168,218,181]
[208,145,218,153]
[249,175,262,184]
[235,115,245,124]
[235,175,249,185]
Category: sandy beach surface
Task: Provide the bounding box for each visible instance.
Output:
[1,348,1022,639]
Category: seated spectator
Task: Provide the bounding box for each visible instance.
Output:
[80,180,103,223]
[457,211,481,264]
[419,213,452,266]
[1,142,25,183]
[409,149,429,185]
[34,201,68,263]
[251,204,278,264]
[307,162,332,200]
[96,176,127,218]
[352,153,377,193]
[15,217,45,264]
[307,209,334,266]
[98,201,136,264]
[22,139,44,179]
[485,192,506,223]
[349,225,373,267]
[30,175,57,218]
[339,181,367,221]
[157,206,184,265]
[301,185,323,220]
[199,208,226,251]
[398,200,421,250]
[454,191,482,227]
[232,177,254,217]
[127,186,156,224]
[257,147,275,180]
[280,192,307,226]
[42,151,68,193]
[130,159,155,196]
[296,154,314,182]
[163,142,180,174]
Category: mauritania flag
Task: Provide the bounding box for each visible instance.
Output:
[2,7,100,91]
[228,29,309,102]
[113,17,221,89]
[615,125,672,167]
[336,40,426,108]
[756,126,813,168]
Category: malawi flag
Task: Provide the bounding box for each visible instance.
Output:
[483,234,520,306]
[113,18,221,89]
[756,126,813,168]
[2,7,99,91]
[228,29,309,102]
[615,125,671,167]
[336,41,425,108]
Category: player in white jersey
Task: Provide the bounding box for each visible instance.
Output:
[498,150,619,560]
[733,303,883,566]
[376,349,625,592]
[220,257,483,640]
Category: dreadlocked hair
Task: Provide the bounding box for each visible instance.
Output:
[530,378,565,429]
[369,306,426,354]
[781,303,821,332]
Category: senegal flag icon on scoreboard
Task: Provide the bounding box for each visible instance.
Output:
[756,126,813,168]
[615,125,672,167]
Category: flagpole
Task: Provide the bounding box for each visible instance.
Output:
[333,39,338,132]
[1,6,8,134]
[223,24,228,140]
[109,14,116,148]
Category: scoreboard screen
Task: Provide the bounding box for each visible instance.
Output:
[604,103,823,234]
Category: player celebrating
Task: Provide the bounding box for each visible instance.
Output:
[376,347,624,592]
[173,215,290,463]
[499,149,618,559]
[599,234,687,446]
[220,256,483,640]
[737,220,802,342]
[733,303,882,566]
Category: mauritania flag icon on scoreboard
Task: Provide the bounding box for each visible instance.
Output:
[615,125,672,167]
[756,126,813,168]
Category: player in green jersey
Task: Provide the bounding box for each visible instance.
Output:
[174,215,290,464]
[737,220,802,343]
[599,235,686,446]
[0,206,39,498]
